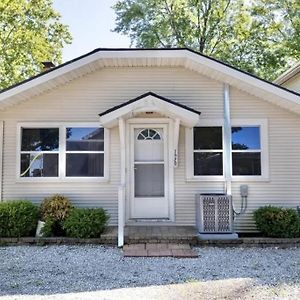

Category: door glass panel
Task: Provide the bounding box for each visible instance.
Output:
[134,128,163,162]
[134,164,164,197]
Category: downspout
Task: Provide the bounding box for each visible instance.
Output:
[223,84,232,195]
[118,117,126,247]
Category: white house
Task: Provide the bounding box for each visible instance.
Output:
[1,48,300,245]
[274,62,300,93]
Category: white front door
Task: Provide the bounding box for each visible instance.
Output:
[130,124,169,219]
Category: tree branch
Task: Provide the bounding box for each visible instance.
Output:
[163,0,185,46]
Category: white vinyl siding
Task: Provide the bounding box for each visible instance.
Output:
[230,87,300,231]
[0,67,222,226]
[281,75,300,93]
[0,66,299,232]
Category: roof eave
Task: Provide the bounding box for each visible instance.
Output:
[274,62,300,85]
[0,48,299,114]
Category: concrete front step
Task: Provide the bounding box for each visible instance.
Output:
[124,226,199,245]
[123,243,198,258]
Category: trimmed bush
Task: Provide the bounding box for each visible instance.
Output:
[40,218,56,237]
[40,194,73,236]
[0,200,39,237]
[63,208,109,238]
[254,206,300,238]
[40,194,73,221]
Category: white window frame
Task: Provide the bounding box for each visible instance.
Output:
[186,120,225,181]
[186,119,269,181]
[231,119,269,181]
[16,122,109,182]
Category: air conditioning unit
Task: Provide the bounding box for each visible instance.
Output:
[196,193,233,233]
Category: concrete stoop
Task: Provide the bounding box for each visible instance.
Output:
[198,233,239,240]
[123,243,198,258]
[124,226,198,245]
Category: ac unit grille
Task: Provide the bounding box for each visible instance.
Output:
[196,194,233,233]
[202,197,216,232]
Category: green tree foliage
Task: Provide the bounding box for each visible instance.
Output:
[113,0,299,80]
[0,0,71,89]
[258,0,300,61]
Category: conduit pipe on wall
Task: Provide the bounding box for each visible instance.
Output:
[223,83,232,195]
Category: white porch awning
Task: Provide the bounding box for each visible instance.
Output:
[99,92,201,128]
[99,92,201,247]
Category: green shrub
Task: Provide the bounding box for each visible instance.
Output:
[0,200,39,237]
[63,208,109,238]
[40,218,55,237]
[254,206,300,238]
[40,194,73,221]
[40,194,73,236]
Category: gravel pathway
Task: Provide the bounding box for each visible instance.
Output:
[0,245,300,299]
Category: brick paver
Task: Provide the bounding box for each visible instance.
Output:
[145,243,169,250]
[167,243,191,250]
[123,243,198,258]
[171,249,198,258]
[147,249,173,257]
[123,249,148,257]
[123,244,145,251]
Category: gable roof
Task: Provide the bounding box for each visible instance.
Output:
[99,91,201,128]
[99,91,201,117]
[0,48,300,114]
[274,61,300,86]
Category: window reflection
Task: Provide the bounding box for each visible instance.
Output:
[194,152,223,176]
[232,127,260,150]
[66,127,104,151]
[232,153,261,175]
[21,153,58,177]
[194,127,222,150]
[21,128,59,151]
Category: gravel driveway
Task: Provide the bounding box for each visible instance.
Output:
[0,245,300,299]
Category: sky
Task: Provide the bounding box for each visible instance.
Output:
[52,0,131,63]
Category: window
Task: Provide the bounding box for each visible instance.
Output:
[186,119,268,181]
[66,127,104,177]
[20,128,59,177]
[137,129,161,140]
[193,127,223,176]
[18,124,108,180]
[231,126,261,176]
